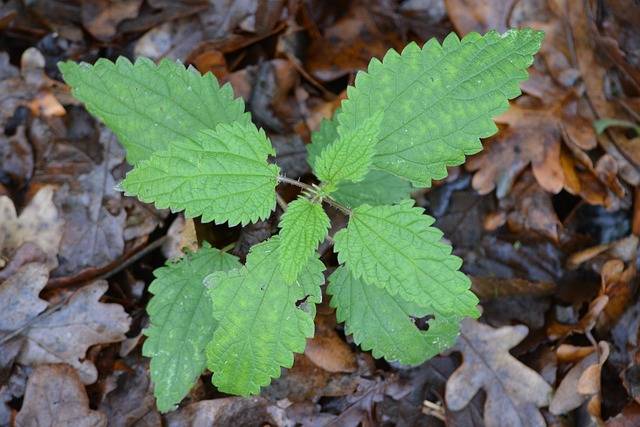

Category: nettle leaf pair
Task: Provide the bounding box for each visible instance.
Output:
[59,29,543,411]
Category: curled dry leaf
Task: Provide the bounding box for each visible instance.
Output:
[501,172,563,242]
[17,282,130,384]
[598,259,638,331]
[0,186,63,268]
[468,100,601,200]
[15,364,107,427]
[304,307,357,374]
[547,295,609,340]
[445,319,552,427]
[550,342,610,416]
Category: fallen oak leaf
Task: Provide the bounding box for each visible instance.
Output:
[11,280,131,384]
[0,186,63,269]
[468,99,600,198]
[445,319,552,427]
[15,364,107,427]
[0,263,49,377]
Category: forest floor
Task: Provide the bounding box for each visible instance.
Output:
[1,0,640,426]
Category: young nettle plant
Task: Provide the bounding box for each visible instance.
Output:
[60,29,543,411]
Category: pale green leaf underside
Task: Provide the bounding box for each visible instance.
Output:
[58,57,249,164]
[315,111,383,188]
[142,244,240,412]
[337,29,544,186]
[332,170,413,208]
[333,200,479,317]
[328,266,460,365]
[121,122,279,226]
[307,117,338,169]
[205,236,324,396]
[278,198,330,283]
[308,118,413,207]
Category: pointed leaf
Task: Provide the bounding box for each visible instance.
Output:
[333,200,479,317]
[278,198,330,283]
[205,237,324,395]
[331,170,413,208]
[58,57,249,163]
[308,117,412,207]
[328,266,460,365]
[337,29,544,186]
[143,244,240,412]
[121,122,280,226]
[307,117,338,170]
[315,111,383,189]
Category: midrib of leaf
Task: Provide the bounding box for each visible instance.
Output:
[110,63,236,128]
[74,71,201,153]
[357,278,407,355]
[374,37,524,157]
[351,211,465,306]
[460,333,524,422]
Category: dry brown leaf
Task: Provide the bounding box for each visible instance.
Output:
[164,396,287,427]
[445,319,552,427]
[502,172,563,242]
[15,364,107,427]
[550,342,610,416]
[161,215,199,260]
[548,295,609,340]
[444,0,514,34]
[304,3,403,82]
[82,0,143,41]
[0,186,63,268]
[17,281,131,384]
[598,259,638,330]
[0,263,49,377]
[468,102,566,197]
[567,1,640,186]
[305,307,357,374]
[98,357,161,426]
[0,263,48,333]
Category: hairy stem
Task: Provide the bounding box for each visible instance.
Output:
[277,175,351,215]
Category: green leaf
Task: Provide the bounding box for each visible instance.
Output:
[337,29,544,186]
[278,197,330,283]
[332,170,413,208]
[593,118,640,136]
[333,200,479,317]
[58,57,249,164]
[328,266,461,365]
[142,244,240,412]
[121,122,280,226]
[307,117,339,170]
[205,236,324,396]
[308,116,413,207]
[315,111,383,189]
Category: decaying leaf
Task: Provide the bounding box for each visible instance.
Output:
[550,342,610,415]
[445,319,552,427]
[0,263,49,375]
[0,186,63,268]
[15,364,107,427]
[16,281,131,384]
[164,397,287,427]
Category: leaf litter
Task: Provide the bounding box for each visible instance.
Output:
[1,0,640,425]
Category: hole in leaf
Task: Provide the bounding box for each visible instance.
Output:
[412,314,435,332]
[295,295,310,312]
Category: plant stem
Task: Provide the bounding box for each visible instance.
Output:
[277,175,315,192]
[277,175,351,215]
[323,197,351,215]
